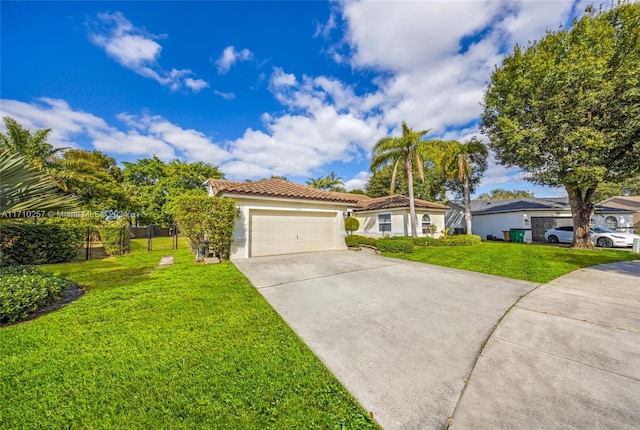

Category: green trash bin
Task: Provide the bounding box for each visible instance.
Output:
[509,229,525,243]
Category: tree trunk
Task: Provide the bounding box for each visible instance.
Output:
[566,185,595,249]
[464,176,472,235]
[406,157,418,238]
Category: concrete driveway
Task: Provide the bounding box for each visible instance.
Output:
[234,250,537,429]
[450,260,640,429]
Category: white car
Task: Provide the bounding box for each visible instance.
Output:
[544,226,640,248]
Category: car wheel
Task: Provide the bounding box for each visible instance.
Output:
[548,235,559,243]
[597,237,613,248]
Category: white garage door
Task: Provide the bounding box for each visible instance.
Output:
[250,210,338,257]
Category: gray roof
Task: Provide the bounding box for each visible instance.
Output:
[447,197,570,215]
[447,197,637,215]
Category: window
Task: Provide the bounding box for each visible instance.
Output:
[378,214,391,233]
[421,214,431,233]
[605,216,618,230]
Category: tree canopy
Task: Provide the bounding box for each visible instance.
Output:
[122,156,224,225]
[306,171,346,192]
[56,149,131,213]
[364,163,447,202]
[481,2,640,248]
[477,189,535,200]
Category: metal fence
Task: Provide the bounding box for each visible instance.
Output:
[81,225,179,259]
[129,224,179,252]
[83,226,129,260]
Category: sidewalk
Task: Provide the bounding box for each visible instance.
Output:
[450,260,640,429]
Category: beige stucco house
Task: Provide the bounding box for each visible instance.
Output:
[207,178,449,259]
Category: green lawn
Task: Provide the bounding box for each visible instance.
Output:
[384,241,638,283]
[0,240,377,429]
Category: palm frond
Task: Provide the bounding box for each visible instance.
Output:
[0,150,79,213]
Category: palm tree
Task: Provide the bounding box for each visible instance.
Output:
[306,171,345,192]
[437,138,488,235]
[0,117,67,170]
[370,122,436,237]
[0,150,78,214]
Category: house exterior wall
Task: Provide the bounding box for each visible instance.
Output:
[473,210,573,242]
[221,196,351,259]
[592,213,635,232]
[354,209,446,238]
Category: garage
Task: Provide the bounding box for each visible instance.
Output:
[531,216,575,242]
[249,210,338,257]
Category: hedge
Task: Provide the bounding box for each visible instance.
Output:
[173,196,236,260]
[0,265,72,324]
[413,235,482,246]
[375,239,414,253]
[100,227,128,256]
[0,224,85,266]
[344,234,481,252]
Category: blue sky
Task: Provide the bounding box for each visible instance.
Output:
[1,0,596,196]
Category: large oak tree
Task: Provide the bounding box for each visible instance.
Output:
[481,3,640,248]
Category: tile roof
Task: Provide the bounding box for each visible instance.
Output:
[208,178,449,210]
[208,178,362,203]
[355,194,449,211]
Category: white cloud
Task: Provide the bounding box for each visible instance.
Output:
[269,67,297,87]
[215,46,254,74]
[214,90,236,100]
[0,98,107,148]
[314,10,337,39]
[344,171,370,191]
[217,1,587,186]
[184,78,209,92]
[114,113,231,164]
[88,12,208,92]
[1,98,229,164]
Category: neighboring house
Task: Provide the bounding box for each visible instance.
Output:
[207,178,449,259]
[447,198,573,243]
[594,196,640,233]
[446,196,640,242]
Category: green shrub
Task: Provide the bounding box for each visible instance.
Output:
[376,239,414,253]
[412,235,482,247]
[100,227,127,255]
[361,237,378,247]
[344,216,360,234]
[449,235,482,246]
[345,235,360,247]
[173,196,236,260]
[0,224,85,266]
[0,266,72,324]
[344,235,378,248]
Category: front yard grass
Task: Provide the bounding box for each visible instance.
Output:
[0,240,377,429]
[384,241,637,283]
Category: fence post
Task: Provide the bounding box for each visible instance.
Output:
[147,224,152,252]
[85,228,93,261]
[173,225,178,249]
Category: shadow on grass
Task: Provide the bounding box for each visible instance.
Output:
[44,260,155,291]
[545,250,637,270]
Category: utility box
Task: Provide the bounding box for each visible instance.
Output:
[633,238,640,253]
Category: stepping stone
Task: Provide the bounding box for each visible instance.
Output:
[158,255,174,267]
